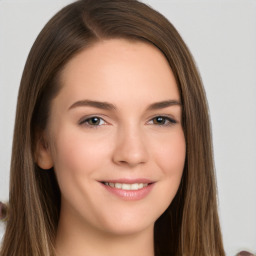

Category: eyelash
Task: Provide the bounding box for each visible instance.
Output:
[147,116,177,126]
[79,116,107,128]
[79,115,177,128]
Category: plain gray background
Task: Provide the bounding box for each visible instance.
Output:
[0,0,255,255]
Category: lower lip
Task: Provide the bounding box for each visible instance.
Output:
[100,183,154,201]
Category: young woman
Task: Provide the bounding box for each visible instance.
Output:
[0,0,226,255]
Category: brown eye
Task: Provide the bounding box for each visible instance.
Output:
[79,116,106,127]
[88,117,101,125]
[153,117,166,125]
[150,116,177,126]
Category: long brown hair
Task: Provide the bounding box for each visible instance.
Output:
[0,0,225,255]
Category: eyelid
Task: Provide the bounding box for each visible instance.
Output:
[78,114,178,128]
[146,115,178,126]
[78,115,109,127]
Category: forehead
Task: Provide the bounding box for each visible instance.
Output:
[56,38,180,108]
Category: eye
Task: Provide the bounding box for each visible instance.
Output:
[148,116,177,126]
[79,116,107,127]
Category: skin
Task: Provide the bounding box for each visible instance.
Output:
[36,39,186,256]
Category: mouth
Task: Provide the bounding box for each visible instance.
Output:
[99,179,155,200]
[102,182,151,191]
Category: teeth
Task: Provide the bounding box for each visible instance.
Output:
[130,183,139,190]
[104,182,148,190]
[109,182,115,188]
[115,183,122,189]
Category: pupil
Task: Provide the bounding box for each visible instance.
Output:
[90,117,99,125]
[155,117,164,124]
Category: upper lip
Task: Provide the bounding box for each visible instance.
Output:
[99,178,154,184]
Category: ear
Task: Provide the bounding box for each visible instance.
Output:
[35,133,54,170]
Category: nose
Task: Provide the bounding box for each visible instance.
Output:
[112,125,149,168]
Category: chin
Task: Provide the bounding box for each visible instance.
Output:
[94,209,160,237]
[102,222,154,237]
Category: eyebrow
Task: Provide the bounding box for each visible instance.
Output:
[146,99,181,110]
[69,100,116,111]
[68,99,181,111]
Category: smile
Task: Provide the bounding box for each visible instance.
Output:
[100,179,155,200]
[103,182,149,190]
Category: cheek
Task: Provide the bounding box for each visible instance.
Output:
[51,125,106,165]
[151,129,186,207]
[153,130,186,176]
[49,126,110,190]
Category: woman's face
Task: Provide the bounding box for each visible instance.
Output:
[38,39,186,236]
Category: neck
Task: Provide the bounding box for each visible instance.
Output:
[55,208,155,256]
